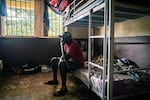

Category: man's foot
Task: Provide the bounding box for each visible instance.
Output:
[53,87,68,96]
[45,80,59,85]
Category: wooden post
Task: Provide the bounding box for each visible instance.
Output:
[34,0,44,37]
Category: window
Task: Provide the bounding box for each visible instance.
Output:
[1,0,62,37]
[3,0,35,36]
[48,9,63,37]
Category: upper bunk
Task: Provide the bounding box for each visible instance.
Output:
[62,0,150,27]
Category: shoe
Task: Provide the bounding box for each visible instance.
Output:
[53,87,68,96]
[45,80,59,85]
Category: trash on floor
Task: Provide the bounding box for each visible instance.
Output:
[41,65,52,72]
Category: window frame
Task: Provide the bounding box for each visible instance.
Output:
[0,0,63,38]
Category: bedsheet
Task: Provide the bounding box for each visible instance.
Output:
[73,68,150,96]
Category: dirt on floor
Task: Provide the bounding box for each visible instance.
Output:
[0,71,100,100]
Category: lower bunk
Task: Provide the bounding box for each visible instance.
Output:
[72,67,150,99]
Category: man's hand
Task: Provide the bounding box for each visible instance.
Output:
[64,54,71,60]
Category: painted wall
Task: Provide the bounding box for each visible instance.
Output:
[0,37,87,72]
[94,16,150,68]
[114,17,150,68]
[0,38,61,71]
[115,36,150,68]
[68,26,88,39]
[115,16,150,37]
[96,16,150,37]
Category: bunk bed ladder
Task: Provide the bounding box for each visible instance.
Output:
[88,1,107,100]
[88,0,115,100]
[103,0,109,99]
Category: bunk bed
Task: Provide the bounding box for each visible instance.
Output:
[62,0,150,100]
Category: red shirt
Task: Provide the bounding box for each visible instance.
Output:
[64,40,84,67]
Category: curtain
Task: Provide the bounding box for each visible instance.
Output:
[0,0,7,16]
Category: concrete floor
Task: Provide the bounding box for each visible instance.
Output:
[0,71,100,100]
[0,71,149,100]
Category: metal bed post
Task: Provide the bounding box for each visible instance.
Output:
[88,9,92,89]
[107,0,115,100]
[103,0,109,99]
[102,0,108,99]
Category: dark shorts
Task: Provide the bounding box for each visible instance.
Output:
[66,61,80,71]
[51,57,80,71]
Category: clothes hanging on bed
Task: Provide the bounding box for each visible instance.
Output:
[44,0,50,36]
[43,0,72,35]
[46,0,72,15]
[44,2,50,29]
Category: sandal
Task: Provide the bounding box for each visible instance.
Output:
[45,80,59,85]
[53,88,68,96]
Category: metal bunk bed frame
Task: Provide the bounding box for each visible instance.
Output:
[63,0,150,100]
[63,0,114,99]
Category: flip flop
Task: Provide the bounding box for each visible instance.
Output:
[45,80,59,85]
[53,88,68,96]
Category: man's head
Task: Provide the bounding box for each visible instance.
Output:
[62,32,72,44]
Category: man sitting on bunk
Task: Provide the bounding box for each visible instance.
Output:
[45,32,84,96]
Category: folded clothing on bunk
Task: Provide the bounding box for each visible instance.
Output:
[114,58,140,81]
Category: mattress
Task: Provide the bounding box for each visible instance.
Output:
[72,68,89,86]
[73,68,150,97]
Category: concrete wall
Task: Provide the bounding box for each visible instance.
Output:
[0,37,87,72]
[68,26,88,39]
[115,17,150,68]
[114,36,150,68]
[0,38,61,71]
[96,16,150,37]
[115,16,150,37]
[94,16,150,68]
[68,18,150,38]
